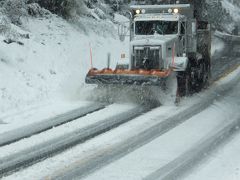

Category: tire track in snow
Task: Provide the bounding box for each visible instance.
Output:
[0,102,106,147]
[0,104,152,177]
[44,65,240,180]
[144,117,240,180]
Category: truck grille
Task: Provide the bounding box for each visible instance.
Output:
[133,46,162,70]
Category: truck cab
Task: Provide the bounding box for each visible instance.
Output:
[130,12,188,71]
[125,4,198,73]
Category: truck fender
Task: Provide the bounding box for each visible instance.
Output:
[170,56,189,72]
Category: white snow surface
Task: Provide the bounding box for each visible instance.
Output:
[3,66,240,180]
[0,99,92,133]
[0,103,137,159]
[183,129,240,180]
[0,14,128,114]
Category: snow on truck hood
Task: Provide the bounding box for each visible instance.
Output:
[130,35,178,47]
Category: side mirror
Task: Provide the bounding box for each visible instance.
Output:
[118,22,129,42]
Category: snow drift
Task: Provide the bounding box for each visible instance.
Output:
[0,9,128,113]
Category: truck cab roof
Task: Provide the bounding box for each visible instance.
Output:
[134,13,185,21]
[130,4,193,19]
[130,4,191,11]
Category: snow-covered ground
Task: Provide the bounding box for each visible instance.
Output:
[0,100,94,133]
[0,13,128,115]
[0,103,138,159]
[184,130,240,180]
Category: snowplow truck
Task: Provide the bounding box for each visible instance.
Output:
[85,2,211,97]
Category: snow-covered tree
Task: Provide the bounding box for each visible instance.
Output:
[2,0,27,25]
[0,13,10,35]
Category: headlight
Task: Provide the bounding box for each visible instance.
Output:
[174,8,179,14]
[136,9,141,14]
[168,8,173,13]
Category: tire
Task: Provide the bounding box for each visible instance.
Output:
[196,59,210,90]
[177,71,191,97]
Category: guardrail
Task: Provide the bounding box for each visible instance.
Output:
[214,30,240,44]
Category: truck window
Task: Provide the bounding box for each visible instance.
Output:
[135,21,178,35]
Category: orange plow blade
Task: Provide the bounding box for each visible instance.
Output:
[85,68,172,86]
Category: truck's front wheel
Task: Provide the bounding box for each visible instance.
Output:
[177,71,192,97]
[196,59,210,91]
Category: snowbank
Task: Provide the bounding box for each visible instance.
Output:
[0,14,128,113]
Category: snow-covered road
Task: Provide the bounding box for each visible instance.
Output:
[1,64,240,180]
[0,101,105,146]
[184,126,240,180]
[0,103,150,176]
[84,83,240,180]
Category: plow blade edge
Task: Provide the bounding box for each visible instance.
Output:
[85,74,167,86]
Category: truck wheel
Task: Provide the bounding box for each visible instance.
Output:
[197,59,209,90]
[177,71,191,97]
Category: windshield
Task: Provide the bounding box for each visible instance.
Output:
[135,21,178,35]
